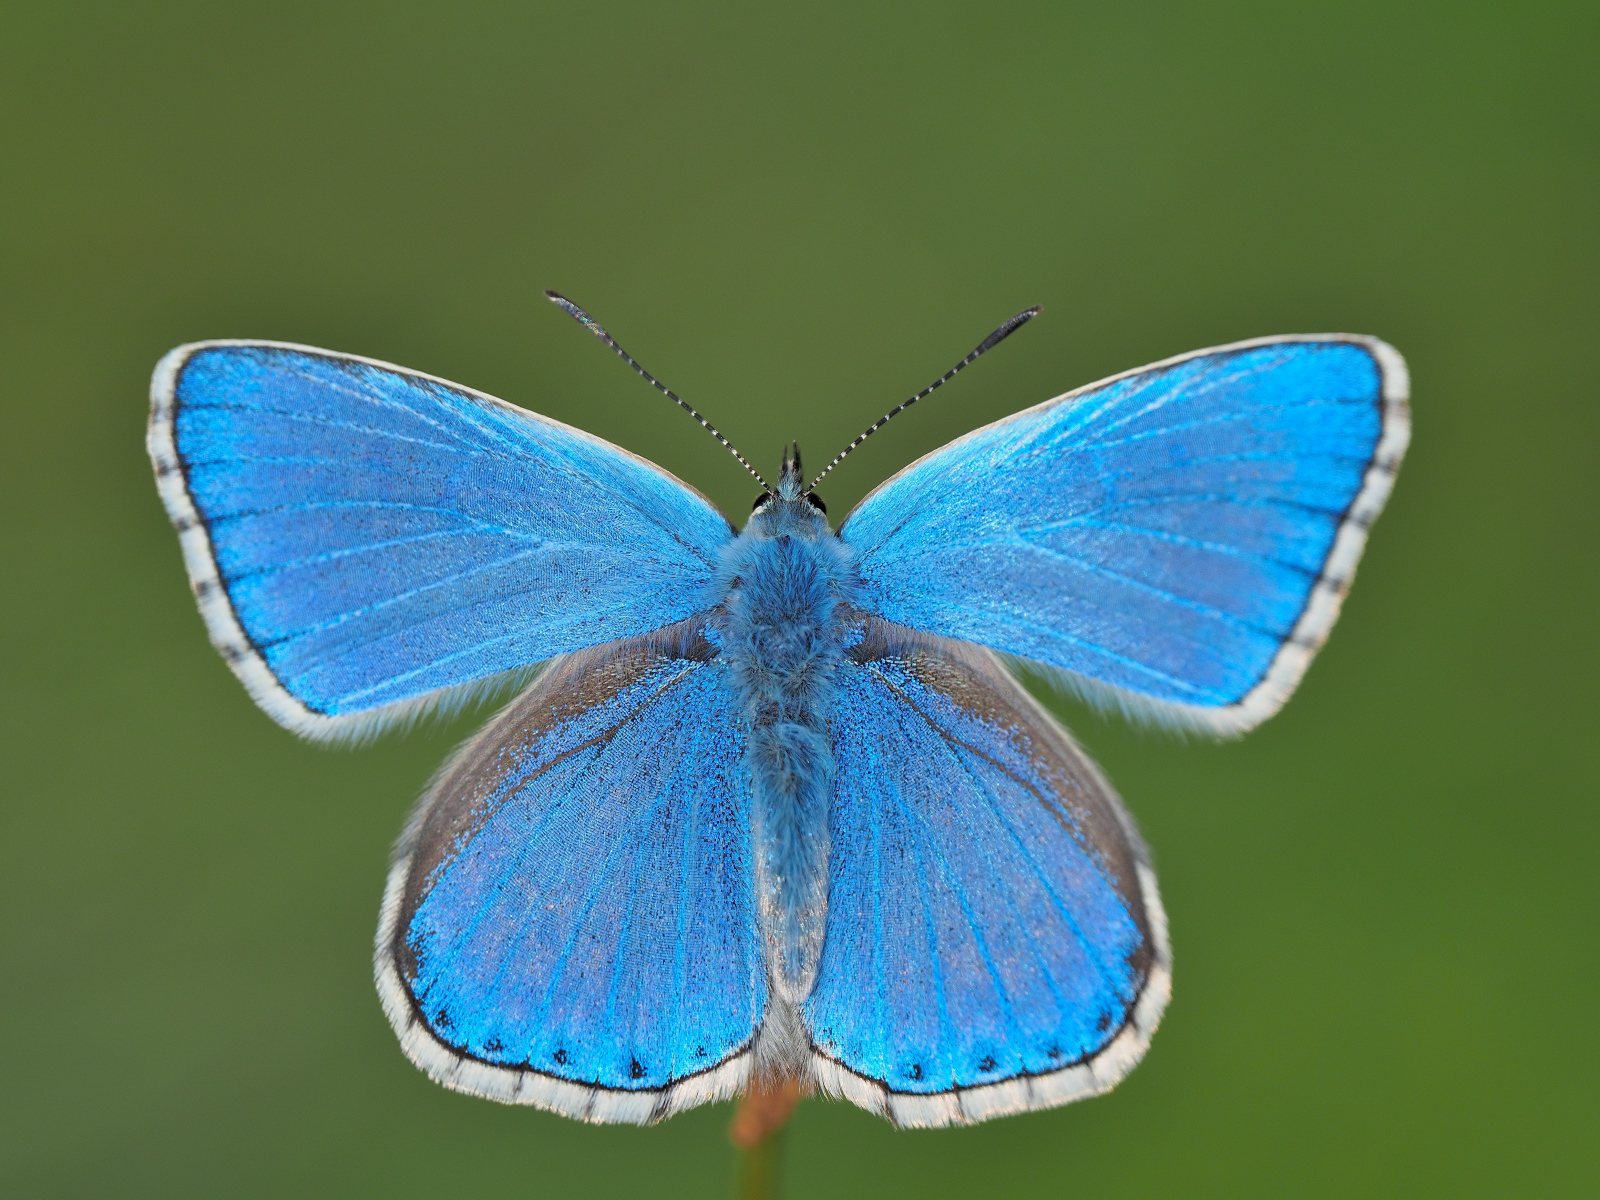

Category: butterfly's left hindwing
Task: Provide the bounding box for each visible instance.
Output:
[375,623,765,1123]
[804,623,1169,1128]
[148,341,734,740]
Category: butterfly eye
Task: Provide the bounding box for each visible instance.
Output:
[752,492,772,512]
[805,493,827,514]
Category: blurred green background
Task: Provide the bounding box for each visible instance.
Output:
[2,3,1595,1196]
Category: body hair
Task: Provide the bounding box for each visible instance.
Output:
[717,500,856,1005]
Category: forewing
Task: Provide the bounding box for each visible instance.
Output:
[804,622,1169,1128]
[374,622,765,1123]
[148,341,735,739]
[840,336,1410,733]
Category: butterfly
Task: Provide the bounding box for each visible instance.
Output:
[146,294,1408,1127]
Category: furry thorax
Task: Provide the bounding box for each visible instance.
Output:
[715,496,857,1009]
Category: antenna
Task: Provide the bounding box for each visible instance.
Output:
[545,291,771,492]
[806,305,1042,493]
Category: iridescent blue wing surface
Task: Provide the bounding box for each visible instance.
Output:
[839,336,1410,732]
[804,622,1169,1128]
[375,622,765,1122]
[147,341,734,740]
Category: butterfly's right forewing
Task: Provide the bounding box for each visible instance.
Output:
[376,622,766,1123]
[839,336,1408,734]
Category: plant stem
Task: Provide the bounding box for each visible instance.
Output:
[730,1076,802,1200]
[735,1126,788,1200]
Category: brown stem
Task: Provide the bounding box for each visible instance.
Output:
[730,1075,803,1200]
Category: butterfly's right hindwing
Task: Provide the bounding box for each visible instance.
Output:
[375,623,765,1123]
[804,623,1169,1128]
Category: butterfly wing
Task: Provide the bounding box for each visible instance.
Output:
[803,622,1169,1128]
[148,341,735,740]
[839,335,1410,733]
[375,621,765,1123]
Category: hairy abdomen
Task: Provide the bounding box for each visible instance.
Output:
[719,520,852,1004]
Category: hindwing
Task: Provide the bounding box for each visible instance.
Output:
[803,622,1170,1127]
[375,622,765,1123]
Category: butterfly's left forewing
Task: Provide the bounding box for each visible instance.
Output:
[804,622,1169,1128]
[375,622,765,1122]
[149,341,734,740]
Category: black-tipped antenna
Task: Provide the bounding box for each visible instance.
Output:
[807,305,1042,492]
[545,291,771,492]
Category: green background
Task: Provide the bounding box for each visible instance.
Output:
[3,3,1594,1196]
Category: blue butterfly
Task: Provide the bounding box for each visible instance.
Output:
[147,295,1408,1127]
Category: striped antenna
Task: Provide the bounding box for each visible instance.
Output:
[546,291,771,492]
[806,305,1042,493]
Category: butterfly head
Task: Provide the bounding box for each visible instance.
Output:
[748,444,829,535]
[753,443,827,513]
[777,443,806,501]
